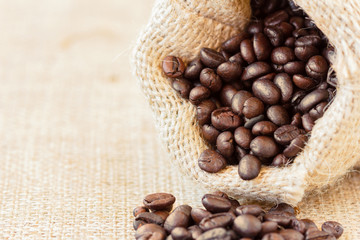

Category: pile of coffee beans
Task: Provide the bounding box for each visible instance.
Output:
[161,0,337,180]
[133,191,343,239]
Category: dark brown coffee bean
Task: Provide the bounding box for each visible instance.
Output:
[242,62,272,81]
[202,194,232,213]
[306,55,329,80]
[252,79,281,105]
[198,149,227,173]
[295,46,319,61]
[133,219,147,230]
[284,61,305,75]
[200,48,226,68]
[135,223,167,240]
[264,211,295,227]
[188,225,203,239]
[241,39,257,64]
[301,114,315,132]
[263,0,282,14]
[191,208,211,225]
[295,35,322,48]
[202,124,220,144]
[189,86,211,105]
[277,22,294,38]
[231,90,253,115]
[317,81,329,90]
[301,219,318,230]
[235,205,264,216]
[267,105,290,126]
[274,125,302,145]
[229,52,246,65]
[306,230,336,240]
[291,90,307,106]
[171,78,192,99]
[244,114,265,129]
[262,233,285,240]
[279,229,304,240]
[222,33,250,53]
[233,215,262,238]
[199,213,233,231]
[235,145,248,160]
[264,26,284,47]
[171,227,191,240]
[144,193,176,211]
[134,206,149,217]
[217,61,243,82]
[196,100,217,126]
[309,102,327,120]
[298,89,329,113]
[211,107,242,131]
[136,212,165,226]
[234,127,253,149]
[291,113,302,127]
[271,153,290,167]
[243,97,265,119]
[248,21,264,34]
[197,228,230,240]
[252,121,278,136]
[293,28,309,38]
[271,47,295,65]
[219,85,238,107]
[264,10,289,26]
[184,58,203,80]
[164,205,192,232]
[290,16,304,29]
[253,33,272,61]
[261,221,279,236]
[284,37,296,48]
[291,219,306,234]
[216,131,234,158]
[321,221,343,239]
[154,211,170,222]
[238,154,262,180]
[274,73,293,103]
[250,136,279,158]
[162,56,185,78]
[257,73,277,82]
[200,68,222,92]
[221,49,231,62]
[283,134,307,158]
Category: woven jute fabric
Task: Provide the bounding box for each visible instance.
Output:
[132,0,360,205]
[0,0,359,239]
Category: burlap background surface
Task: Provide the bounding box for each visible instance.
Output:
[0,0,358,239]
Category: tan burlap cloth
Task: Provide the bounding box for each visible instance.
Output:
[0,0,358,239]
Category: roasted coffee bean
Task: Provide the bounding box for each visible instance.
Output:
[198,149,227,173]
[238,154,262,180]
[234,127,253,149]
[300,219,318,231]
[262,233,285,240]
[250,136,279,158]
[291,113,302,127]
[134,206,149,217]
[295,46,319,61]
[291,219,307,234]
[302,114,315,132]
[274,73,293,102]
[202,124,220,144]
[196,100,217,125]
[231,90,253,115]
[248,21,264,34]
[277,22,294,38]
[241,39,257,64]
[252,79,281,105]
[200,68,222,92]
[188,225,203,239]
[243,97,265,119]
[279,229,304,240]
[191,208,211,225]
[309,102,327,120]
[257,72,277,81]
[154,211,170,222]
[291,90,307,106]
[200,48,226,68]
[262,0,282,14]
[306,55,329,80]
[317,81,329,90]
[293,28,309,38]
[216,131,234,158]
[217,61,243,82]
[271,47,295,65]
[164,205,192,232]
[306,230,336,240]
[284,61,305,75]
[264,26,284,47]
[252,121,278,136]
[199,213,233,231]
[189,86,211,105]
[261,221,279,236]
[242,62,272,81]
[269,203,295,215]
[171,227,192,240]
[253,33,272,61]
[235,205,264,217]
[289,16,304,29]
[197,228,230,240]
[283,134,307,158]
[271,153,290,167]
[235,145,248,160]
[211,107,242,130]
[221,49,232,61]
[321,221,343,239]
[233,215,262,238]
[136,212,165,226]
[284,37,296,48]
[202,194,232,213]
[274,125,302,145]
[244,114,265,129]
[267,105,290,126]
[162,56,185,78]
[222,33,250,53]
[171,78,192,99]
[219,85,238,107]
[295,35,322,48]
[298,89,329,112]
[229,52,246,65]
[264,10,289,26]
[184,58,203,80]
[133,219,147,230]
[144,193,176,211]
[209,190,229,200]
[264,211,295,227]
[135,223,167,240]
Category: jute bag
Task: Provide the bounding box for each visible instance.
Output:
[132,0,360,205]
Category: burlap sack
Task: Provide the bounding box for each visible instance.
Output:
[132,0,360,205]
